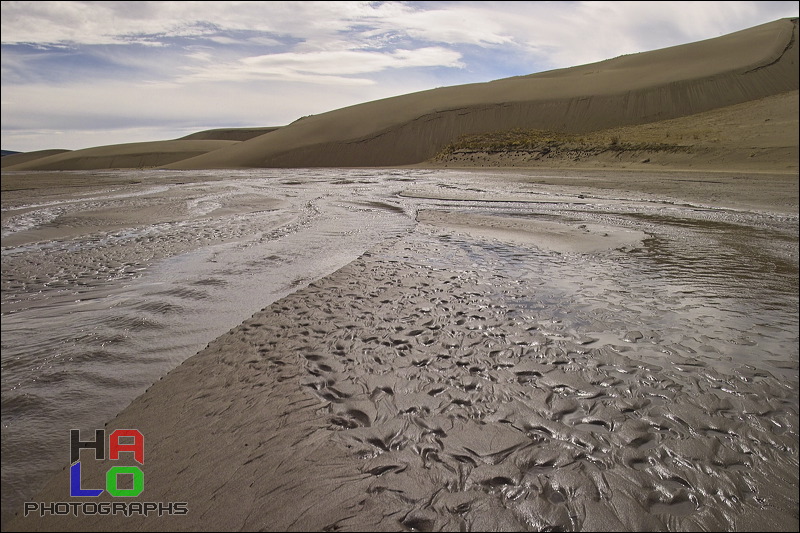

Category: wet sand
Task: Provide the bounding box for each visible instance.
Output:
[3,168,798,531]
[1,169,414,529]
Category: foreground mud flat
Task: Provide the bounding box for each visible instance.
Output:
[3,169,798,531]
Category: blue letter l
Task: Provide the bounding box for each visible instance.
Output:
[70,462,103,497]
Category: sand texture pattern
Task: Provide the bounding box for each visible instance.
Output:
[10,234,798,531]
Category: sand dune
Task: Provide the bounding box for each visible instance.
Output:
[161,17,798,170]
[4,139,239,171]
[2,130,277,172]
[177,127,280,141]
[1,149,71,168]
[429,90,799,173]
[4,18,796,173]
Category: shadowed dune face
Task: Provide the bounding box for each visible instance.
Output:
[429,90,799,173]
[162,17,799,170]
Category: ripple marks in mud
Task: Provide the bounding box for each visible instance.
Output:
[18,234,796,532]
[225,236,798,532]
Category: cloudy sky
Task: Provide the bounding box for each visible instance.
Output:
[2,1,797,152]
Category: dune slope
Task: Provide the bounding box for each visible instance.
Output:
[163,17,798,169]
[178,127,280,141]
[429,90,799,172]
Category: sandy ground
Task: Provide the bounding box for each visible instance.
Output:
[4,168,797,532]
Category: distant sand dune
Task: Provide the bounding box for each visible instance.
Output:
[1,149,71,168]
[4,140,239,171]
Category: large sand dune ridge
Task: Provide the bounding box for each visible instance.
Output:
[164,17,798,169]
[3,18,797,172]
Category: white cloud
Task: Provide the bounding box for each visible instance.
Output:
[179,46,464,84]
[1,1,204,46]
[0,73,442,150]
[3,1,797,68]
[2,1,798,152]
[365,3,516,47]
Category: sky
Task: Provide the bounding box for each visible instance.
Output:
[2,1,798,152]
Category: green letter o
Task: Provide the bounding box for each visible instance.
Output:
[106,466,144,497]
